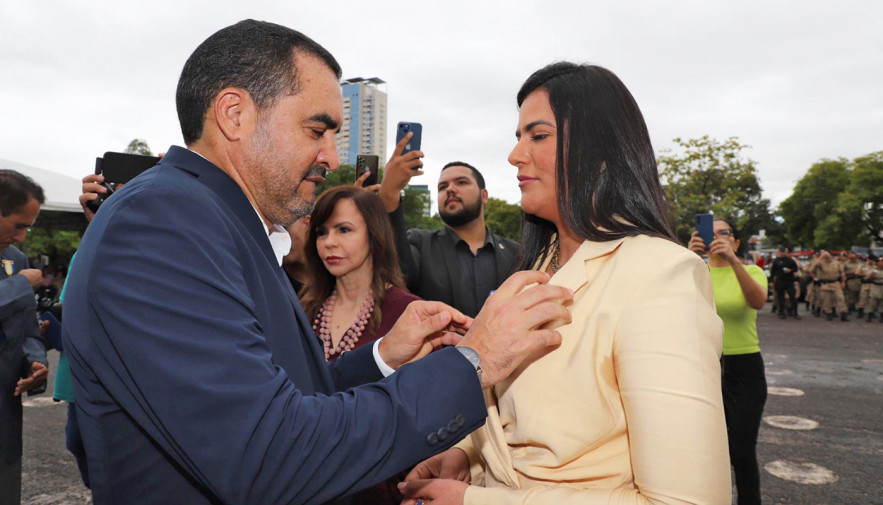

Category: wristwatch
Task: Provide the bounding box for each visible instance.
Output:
[456,346,482,377]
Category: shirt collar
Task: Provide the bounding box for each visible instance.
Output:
[251,206,291,267]
[449,226,495,251]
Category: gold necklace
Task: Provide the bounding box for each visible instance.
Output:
[549,240,560,274]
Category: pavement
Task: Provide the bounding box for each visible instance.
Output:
[18,308,882,504]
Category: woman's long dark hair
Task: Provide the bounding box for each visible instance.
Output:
[300,186,406,329]
[513,62,676,271]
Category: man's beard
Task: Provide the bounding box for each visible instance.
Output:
[440,196,482,228]
[286,165,326,223]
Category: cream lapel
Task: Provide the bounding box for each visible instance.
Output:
[478,237,627,489]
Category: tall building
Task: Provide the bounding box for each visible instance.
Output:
[336,77,387,167]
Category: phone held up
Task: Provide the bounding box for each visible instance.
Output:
[395,122,422,161]
[695,213,714,251]
[355,154,379,186]
[86,152,161,214]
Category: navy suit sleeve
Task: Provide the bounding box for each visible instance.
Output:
[75,186,485,505]
[328,344,383,390]
[0,274,35,320]
[1,268,47,385]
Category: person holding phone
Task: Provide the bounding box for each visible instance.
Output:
[62,21,573,504]
[400,63,729,505]
[378,136,518,318]
[688,218,768,505]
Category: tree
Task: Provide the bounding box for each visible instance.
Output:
[658,136,772,246]
[777,159,851,249]
[849,151,883,243]
[125,138,154,156]
[21,229,81,266]
[402,187,442,231]
[780,152,883,249]
[316,164,356,193]
[485,197,522,242]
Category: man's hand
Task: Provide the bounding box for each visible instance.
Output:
[378,301,471,369]
[378,132,424,212]
[79,173,108,222]
[405,448,471,483]
[18,268,42,288]
[15,361,48,396]
[399,478,468,505]
[460,270,572,389]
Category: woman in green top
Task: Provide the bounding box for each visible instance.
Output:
[689,218,768,505]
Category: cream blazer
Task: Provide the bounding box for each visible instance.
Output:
[460,235,730,504]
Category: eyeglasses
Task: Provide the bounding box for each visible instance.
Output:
[714,229,734,238]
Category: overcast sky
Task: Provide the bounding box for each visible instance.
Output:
[2,1,881,210]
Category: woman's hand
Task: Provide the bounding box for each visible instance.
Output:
[687,231,706,257]
[399,478,468,505]
[405,448,471,483]
[707,236,740,265]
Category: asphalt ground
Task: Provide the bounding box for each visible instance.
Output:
[19,309,882,504]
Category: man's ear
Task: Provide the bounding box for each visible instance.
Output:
[481,188,489,205]
[212,88,257,142]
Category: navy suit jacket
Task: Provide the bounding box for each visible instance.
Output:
[0,245,47,463]
[62,147,485,505]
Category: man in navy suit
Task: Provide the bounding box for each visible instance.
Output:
[0,170,49,505]
[62,20,570,505]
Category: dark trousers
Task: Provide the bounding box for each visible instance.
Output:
[722,353,767,505]
[0,457,21,505]
[775,281,797,316]
[66,403,90,488]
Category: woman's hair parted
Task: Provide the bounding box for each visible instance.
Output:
[300,186,406,328]
[513,62,676,272]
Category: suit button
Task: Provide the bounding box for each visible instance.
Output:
[455,415,466,428]
[437,427,448,442]
[447,419,460,433]
[427,433,439,446]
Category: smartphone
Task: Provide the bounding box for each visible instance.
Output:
[86,152,161,213]
[100,152,161,184]
[695,213,714,250]
[395,122,422,157]
[355,154,379,186]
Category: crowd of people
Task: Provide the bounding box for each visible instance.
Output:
[759,248,883,323]
[3,18,882,505]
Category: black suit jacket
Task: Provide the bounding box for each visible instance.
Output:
[388,205,519,316]
[62,147,486,505]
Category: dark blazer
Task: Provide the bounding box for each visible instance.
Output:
[0,245,47,464]
[388,205,518,316]
[61,147,486,505]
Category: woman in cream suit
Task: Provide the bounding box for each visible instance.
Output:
[400,63,731,505]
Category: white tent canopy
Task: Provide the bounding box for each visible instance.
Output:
[0,157,83,213]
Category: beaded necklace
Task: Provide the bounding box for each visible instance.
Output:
[313,289,375,361]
